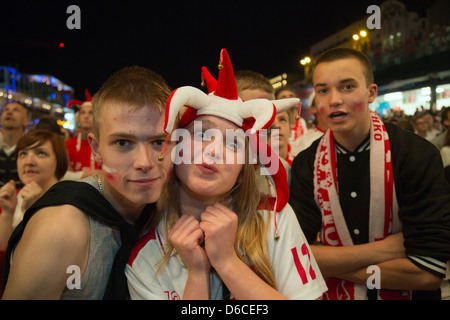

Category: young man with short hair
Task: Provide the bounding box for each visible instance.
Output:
[65,100,100,172]
[235,70,275,101]
[290,47,450,300]
[2,66,175,299]
[234,70,294,186]
[0,101,30,189]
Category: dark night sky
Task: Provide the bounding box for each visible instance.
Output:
[0,0,432,100]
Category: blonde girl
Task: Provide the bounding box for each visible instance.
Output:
[126,49,327,300]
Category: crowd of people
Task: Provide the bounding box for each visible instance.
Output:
[0,47,449,300]
[383,108,450,173]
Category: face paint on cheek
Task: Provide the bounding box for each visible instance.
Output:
[103,165,118,182]
[352,100,365,113]
[318,103,325,115]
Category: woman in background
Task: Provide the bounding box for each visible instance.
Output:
[0,129,68,250]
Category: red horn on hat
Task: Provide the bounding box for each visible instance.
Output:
[214,49,238,100]
[67,99,84,108]
[67,88,93,108]
[85,89,92,102]
[201,67,217,93]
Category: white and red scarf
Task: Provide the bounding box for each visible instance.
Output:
[313,111,407,300]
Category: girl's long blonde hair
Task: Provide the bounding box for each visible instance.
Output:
[148,138,276,288]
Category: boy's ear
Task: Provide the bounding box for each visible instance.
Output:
[368,84,378,104]
[88,133,103,164]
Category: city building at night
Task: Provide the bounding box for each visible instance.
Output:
[273,0,450,120]
[0,66,75,131]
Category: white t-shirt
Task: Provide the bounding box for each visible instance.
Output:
[290,127,325,158]
[126,204,327,300]
[12,188,25,229]
[440,145,450,168]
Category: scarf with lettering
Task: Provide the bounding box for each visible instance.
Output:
[313,110,407,300]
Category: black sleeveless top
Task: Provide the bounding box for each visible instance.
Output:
[1,180,153,299]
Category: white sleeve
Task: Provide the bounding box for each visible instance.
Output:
[267,204,328,299]
[12,189,25,229]
[125,235,172,300]
[126,264,162,300]
[61,170,84,181]
[440,146,450,168]
[126,220,187,300]
[126,258,166,300]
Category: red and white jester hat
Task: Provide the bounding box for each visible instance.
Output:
[161,48,301,240]
[67,89,93,109]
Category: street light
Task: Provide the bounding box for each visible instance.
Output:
[353,30,368,52]
[300,56,312,78]
[300,56,311,66]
